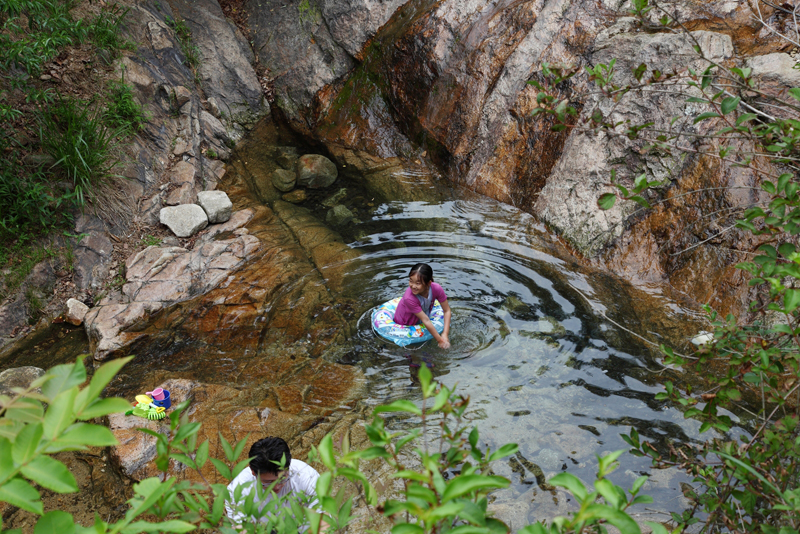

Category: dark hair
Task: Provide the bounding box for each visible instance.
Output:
[409,263,433,284]
[249,437,291,475]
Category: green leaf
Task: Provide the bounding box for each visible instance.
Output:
[392,524,424,534]
[644,522,669,534]
[51,423,117,451]
[43,388,77,440]
[41,360,86,401]
[629,195,651,209]
[12,423,43,465]
[736,113,757,125]
[488,443,518,462]
[374,400,422,416]
[484,518,510,534]
[549,472,588,501]
[595,478,622,508]
[418,365,434,398]
[721,96,740,115]
[196,439,209,468]
[318,434,335,469]
[21,456,78,493]
[598,193,617,210]
[789,88,800,102]
[441,475,509,502]
[518,525,549,534]
[0,478,43,515]
[210,458,231,480]
[785,288,800,313]
[5,398,44,424]
[77,357,132,415]
[693,111,720,124]
[120,520,195,533]
[34,510,76,534]
[582,504,640,534]
[79,398,132,420]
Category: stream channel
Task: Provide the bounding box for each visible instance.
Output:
[0,122,750,527]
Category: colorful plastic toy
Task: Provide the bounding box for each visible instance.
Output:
[371,298,445,347]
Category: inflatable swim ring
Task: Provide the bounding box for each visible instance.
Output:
[371,297,445,347]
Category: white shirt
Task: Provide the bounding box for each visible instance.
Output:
[225,459,321,525]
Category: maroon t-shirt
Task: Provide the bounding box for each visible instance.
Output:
[393,283,447,326]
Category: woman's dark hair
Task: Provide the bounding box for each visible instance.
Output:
[409,263,433,284]
[249,437,292,474]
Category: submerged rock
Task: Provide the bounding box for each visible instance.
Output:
[282,189,307,203]
[272,168,297,192]
[296,154,338,189]
[197,191,233,223]
[273,146,299,170]
[159,204,209,237]
[326,205,355,226]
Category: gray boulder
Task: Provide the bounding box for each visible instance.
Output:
[326,205,354,226]
[159,204,209,237]
[0,366,45,396]
[297,154,338,189]
[197,191,233,223]
[272,168,297,192]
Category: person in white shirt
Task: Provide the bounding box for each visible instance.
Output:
[225,436,323,529]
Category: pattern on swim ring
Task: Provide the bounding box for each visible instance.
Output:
[371,297,445,347]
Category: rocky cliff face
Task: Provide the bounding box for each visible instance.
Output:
[244,0,794,317]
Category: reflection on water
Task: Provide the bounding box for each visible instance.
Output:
[317,184,709,522]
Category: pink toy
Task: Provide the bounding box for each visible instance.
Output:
[146,388,165,400]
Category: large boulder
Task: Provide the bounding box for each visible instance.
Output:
[159,204,209,237]
[197,191,233,223]
[296,154,338,189]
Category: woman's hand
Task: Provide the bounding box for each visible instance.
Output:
[438,336,450,349]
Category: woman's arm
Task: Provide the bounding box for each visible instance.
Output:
[414,309,450,349]
[440,300,451,344]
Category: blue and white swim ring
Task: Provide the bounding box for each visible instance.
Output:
[371,297,445,347]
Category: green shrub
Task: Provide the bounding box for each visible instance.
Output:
[88,3,133,56]
[38,93,121,206]
[104,77,148,133]
[0,0,88,76]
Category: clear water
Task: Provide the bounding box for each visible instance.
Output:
[305,171,713,524]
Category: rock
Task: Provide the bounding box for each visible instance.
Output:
[0,366,45,396]
[282,189,307,203]
[321,187,347,207]
[170,160,196,186]
[274,146,299,170]
[271,168,296,192]
[197,191,233,223]
[535,29,734,255]
[73,228,112,291]
[171,85,192,108]
[747,53,800,89]
[65,298,89,326]
[326,204,354,226]
[0,298,28,337]
[169,0,265,128]
[22,153,56,168]
[296,154,338,189]
[86,210,258,359]
[164,183,195,205]
[159,204,209,237]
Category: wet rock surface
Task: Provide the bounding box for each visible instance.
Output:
[296,154,339,189]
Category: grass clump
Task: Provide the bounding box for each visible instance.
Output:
[104,76,148,132]
[165,15,201,74]
[88,3,133,57]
